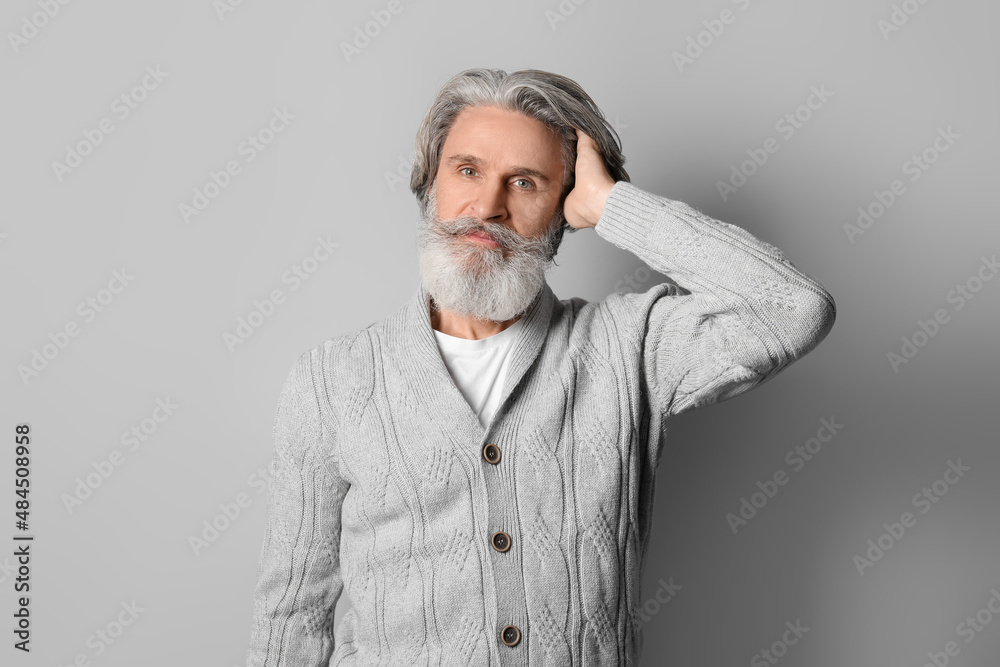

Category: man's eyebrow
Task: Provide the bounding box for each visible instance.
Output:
[444,154,551,184]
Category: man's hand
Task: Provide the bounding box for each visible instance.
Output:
[563,128,617,230]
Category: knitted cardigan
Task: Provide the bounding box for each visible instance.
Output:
[246,180,837,666]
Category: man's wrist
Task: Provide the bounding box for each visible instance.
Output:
[590,180,616,227]
[592,180,623,229]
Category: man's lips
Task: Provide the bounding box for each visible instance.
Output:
[464,230,500,247]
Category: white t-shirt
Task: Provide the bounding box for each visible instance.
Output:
[432,316,526,429]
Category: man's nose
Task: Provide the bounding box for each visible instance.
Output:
[472,180,508,223]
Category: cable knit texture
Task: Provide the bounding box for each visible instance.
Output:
[245,181,837,666]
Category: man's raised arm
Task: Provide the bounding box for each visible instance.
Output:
[246,349,349,666]
[593,178,836,416]
[564,130,835,417]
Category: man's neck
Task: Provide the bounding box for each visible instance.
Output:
[429,301,522,340]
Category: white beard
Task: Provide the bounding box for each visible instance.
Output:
[416,188,561,323]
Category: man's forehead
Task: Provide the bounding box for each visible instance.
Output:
[441,106,564,176]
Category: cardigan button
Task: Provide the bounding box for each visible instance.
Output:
[491,531,511,553]
[483,443,501,464]
[500,624,521,646]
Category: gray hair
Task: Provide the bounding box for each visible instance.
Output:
[410,68,629,255]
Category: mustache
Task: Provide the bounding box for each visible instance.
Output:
[428,214,557,255]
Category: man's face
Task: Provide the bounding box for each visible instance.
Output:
[416,105,568,324]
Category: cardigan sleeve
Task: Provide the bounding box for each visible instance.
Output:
[246,349,349,666]
[594,180,836,417]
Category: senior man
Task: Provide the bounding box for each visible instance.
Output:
[246,67,836,666]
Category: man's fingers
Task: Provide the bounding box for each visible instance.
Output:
[574,129,604,160]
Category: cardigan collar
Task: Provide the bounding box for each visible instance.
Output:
[400,279,557,445]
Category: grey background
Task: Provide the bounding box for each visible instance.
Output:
[2,0,998,664]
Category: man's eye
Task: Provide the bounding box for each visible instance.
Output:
[513,179,533,190]
[460,167,477,177]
